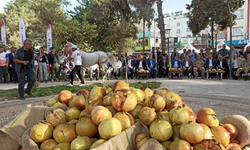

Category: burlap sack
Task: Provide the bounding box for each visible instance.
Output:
[22,128,40,150]
[0,131,21,150]
[221,115,250,149]
[0,106,67,150]
[92,120,149,150]
[139,138,166,150]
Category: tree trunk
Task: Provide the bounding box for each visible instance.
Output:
[211,22,214,48]
[157,0,166,49]
[143,19,145,55]
[118,12,126,58]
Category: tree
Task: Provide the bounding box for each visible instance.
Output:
[187,0,244,47]
[156,0,166,50]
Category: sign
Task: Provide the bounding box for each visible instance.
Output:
[245,33,248,40]
[134,38,151,51]
[211,39,250,46]
[1,19,6,45]
[46,24,52,53]
[19,20,26,47]
[136,32,154,38]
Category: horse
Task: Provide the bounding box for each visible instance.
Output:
[64,42,117,82]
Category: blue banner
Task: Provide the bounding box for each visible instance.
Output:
[210,39,250,46]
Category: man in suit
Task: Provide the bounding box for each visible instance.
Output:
[123,55,135,79]
[146,54,157,78]
[217,55,229,79]
[205,54,217,78]
[8,47,18,83]
[156,47,161,63]
[159,55,168,78]
[182,55,193,78]
[171,48,180,62]
[159,49,168,62]
[172,56,181,69]
[180,49,187,63]
[136,55,146,70]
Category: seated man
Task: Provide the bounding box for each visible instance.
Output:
[193,55,205,79]
[61,59,74,81]
[123,55,135,79]
[159,55,168,78]
[182,55,193,78]
[171,56,181,77]
[114,56,122,79]
[235,54,250,81]
[205,54,217,78]
[146,54,157,78]
[217,55,229,79]
[231,54,242,78]
[89,64,99,81]
[136,55,147,71]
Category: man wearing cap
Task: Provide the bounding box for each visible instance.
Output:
[193,55,205,79]
[67,45,85,86]
[218,44,229,58]
[146,54,157,78]
[235,54,250,80]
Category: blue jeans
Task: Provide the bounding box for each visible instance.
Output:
[17,68,35,97]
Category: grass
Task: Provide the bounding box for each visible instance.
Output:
[0,81,161,100]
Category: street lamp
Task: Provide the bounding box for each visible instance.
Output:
[166,29,171,64]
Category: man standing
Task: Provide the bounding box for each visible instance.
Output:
[8,47,18,83]
[193,55,205,79]
[151,47,156,60]
[171,48,180,62]
[14,39,35,100]
[180,49,187,63]
[212,48,219,60]
[217,55,229,79]
[2,45,10,54]
[182,55,193,78]
[159,49,168,62]
[188,49,196,62]
[58,50,65,72]
[48,47,60,82]
[36,47,48,83]
[218,44,230,58]
[199,49,205,58]
[205,54,217,78]
[230,45,239,59]
[159,55,168,78]
[67,46,85,86]
[204,48,211,58]
[123,55,135,79]
[146,54,157,78]
[239,48,244,56]
[244,46,250,59]
[156,47,161,63]
[0,46,9,84]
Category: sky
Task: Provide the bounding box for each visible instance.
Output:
[0,0,192,14]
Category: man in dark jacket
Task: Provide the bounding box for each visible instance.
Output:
[205,54,217,78]
[8,47,18,83]
[14,39,35,100]
[244,46,250,59]
[136,55,146,70]
[123,55,136,79]
[217,55,229,79]
[48,47,60,82]
[182,55,193,78]
[159,55,168,78]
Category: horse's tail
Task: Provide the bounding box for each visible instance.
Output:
[107,52,117,70]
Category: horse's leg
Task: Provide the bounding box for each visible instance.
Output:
[102,64,107,83]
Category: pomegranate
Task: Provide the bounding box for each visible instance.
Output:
[163,91,182,111]
[128,105,142,119]
[75,95,86,110]
[91,106,112,125]
[220,124,238,140]
[197,108,219,127]
[155,88,169,97]
[111,90,137,112]
[138,107,157,126]
[226,143,241,150]
[89,86,106,100]
[188,111,196,122]
[68,96,76,108]
[102,86,112,94]
[112,80,130,93]
[30,121,54,143]
[54,143,70,150]
[71,136,91,150]
[169,138,191,150]
[135,134,150,149]
[211,126,230,147]
[131,88,145,104]
[98,118,122,140]
[40,139,57,150]
[46,109,66,127]
[169,106,189,125]
[200,124,214,140]
[150,120,173,142]
[65,107,81,121]
[85,97,104,114]
[76,89,89,97]
[180,121,205,144]
[143,88,154,106]
[48,96,58,107]
[68,120,78,125]
[90,139,107,149]
[161,141,172,150]
[196,139,226,150]
[76,115,97,137]
[148,94,166,112]
[103,92,113,106]
[58,90,73,104]
[157,110,170,122]
[79,109,89,119]
[53,123,76,143]
[171,124,182,140]
[105,106,117,116]
[53,102,67,107]
[114,112,134,131]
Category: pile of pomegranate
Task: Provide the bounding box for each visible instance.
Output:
[30,81,241,150]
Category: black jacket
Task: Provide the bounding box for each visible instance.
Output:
[48,53,59,66]
[136,60,146,70]
[217,59,228,69]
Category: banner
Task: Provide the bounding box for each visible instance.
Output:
[1,19,6,45]
[19,20,26,47]
[46,24,52,53]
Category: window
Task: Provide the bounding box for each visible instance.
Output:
[177,29,180,34]
[167,23,171,27]
[186,28,190,32]
[217,31,226,39]
[156,39,158,43]
[187,21,189,25]
[177,22,180,26]
[233,27,243,36]
[234,9,243,19]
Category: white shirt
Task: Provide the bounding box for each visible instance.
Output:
[71,50,82,66]
[90,64,98,70]
[116,60,122,68]
[233,59,238,68]
[139,61,143,68]
[220,61,223,68]
[209,59,212,67]
[128,59,132,67]
[5,51,10,54]
[174,61,178,67]
[185,61,189,67]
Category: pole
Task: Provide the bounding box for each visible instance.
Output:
[168,37,170,65]
[228,3,233,79]
[215,33,218,49]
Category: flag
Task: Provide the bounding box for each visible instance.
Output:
[152,0,156,2]
[19,20,26,47]
[46,24,52,53]
[1,19,6,45]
